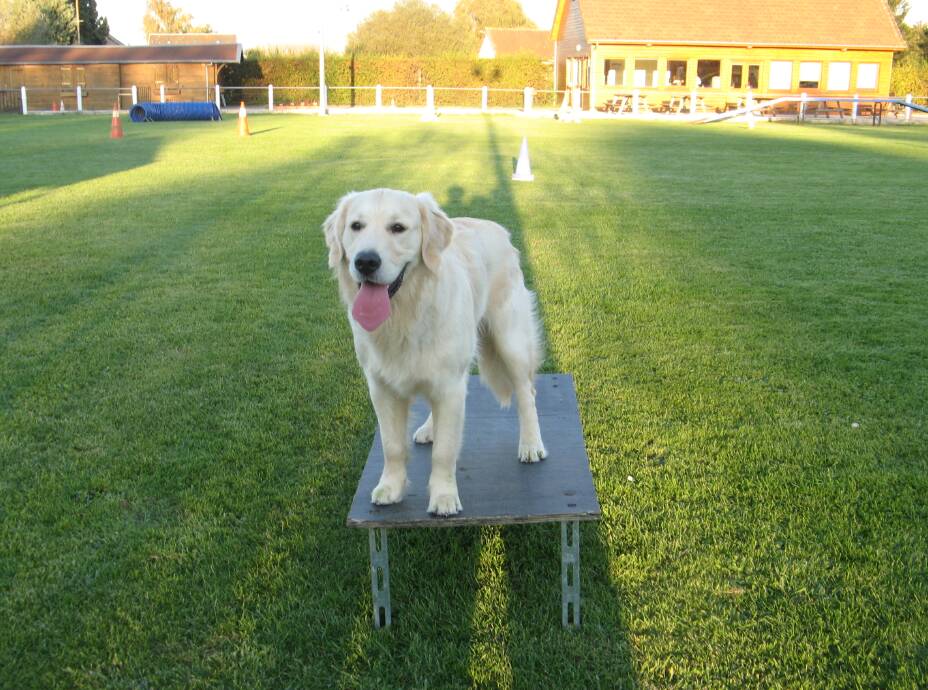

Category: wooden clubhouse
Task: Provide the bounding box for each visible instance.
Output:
[551,0,908,112]
[0,42,241,112]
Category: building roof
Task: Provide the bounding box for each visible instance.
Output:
[552,0,907,50]
[148,33,238,45]
[0,44,242,66]
[482,28,552,59]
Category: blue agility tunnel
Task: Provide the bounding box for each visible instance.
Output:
[129,102,222,122]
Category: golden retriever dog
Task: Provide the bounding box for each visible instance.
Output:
[323,189,546,515]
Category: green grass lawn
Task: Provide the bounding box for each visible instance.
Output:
[1,112,927,689]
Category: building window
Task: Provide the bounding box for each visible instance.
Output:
[731,64,743,88]
[666,60,687,86]
[827,62,851,91]
[604,59,624,86]
[697,60,721,88]
[60,66,71,87]
[634,59,658,87]
[857,63,879,90]
[731,64,759,89]
[799,62,821,88]
[769,61,793,90]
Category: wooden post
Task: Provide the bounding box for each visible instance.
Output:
[21,85,27,115]
[131,85,138,105]
[76,85,82,112]
[375,84,382,109]
[905,93,913,123]
[268,84,274,112]
[159,85,165,103]
[852,93,858,124]
[800,92,807,121]
[481,85,488,112]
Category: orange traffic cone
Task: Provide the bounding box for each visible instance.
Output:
[110,102,123,139]
[51,99,58,112]
[238,101,250,136]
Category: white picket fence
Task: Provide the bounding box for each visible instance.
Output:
[3,83,927,121]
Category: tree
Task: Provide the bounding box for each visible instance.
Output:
[346,0,473,55]
[453,0,536,35]
[143,0,212,37]
[76,0,109,44]
[0,0,76,44]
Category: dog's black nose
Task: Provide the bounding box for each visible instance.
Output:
[354,250,381,277]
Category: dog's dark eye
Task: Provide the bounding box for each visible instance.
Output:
[389,223,406,234]
[350,221,363,231]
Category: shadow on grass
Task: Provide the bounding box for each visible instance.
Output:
[0,115,166,200]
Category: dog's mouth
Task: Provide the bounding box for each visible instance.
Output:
[352,264,409,332]
[359,263,407,298]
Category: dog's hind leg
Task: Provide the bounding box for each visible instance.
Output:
[413,412,433,444]
[369,378,411,506]
[487,287,547,463]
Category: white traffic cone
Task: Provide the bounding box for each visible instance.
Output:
[512,137,534,182]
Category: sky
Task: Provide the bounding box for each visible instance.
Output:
[96,0,559,50]
[97,0,928,50]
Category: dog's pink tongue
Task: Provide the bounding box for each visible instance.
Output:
[352,282,391,332]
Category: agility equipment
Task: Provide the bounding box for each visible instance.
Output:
[512,137,534,182]
[238,101,250,136]
[110,102,123,139]
[128,102,222,122]
[347,374,600,629]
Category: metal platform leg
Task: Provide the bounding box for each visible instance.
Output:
[369,528,392,628]
[561,520,580,627]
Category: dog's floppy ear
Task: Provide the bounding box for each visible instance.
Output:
[417,192,454,273]
[322,192,354,269]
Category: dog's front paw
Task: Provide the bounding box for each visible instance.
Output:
[518,439,547,463]
[371,477,406,505]
[427,489,462,516]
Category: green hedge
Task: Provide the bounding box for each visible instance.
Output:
[220,51,555,108]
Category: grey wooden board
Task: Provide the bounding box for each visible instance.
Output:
[347,374,601,528]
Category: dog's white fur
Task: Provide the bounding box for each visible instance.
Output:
[323,188,546,516]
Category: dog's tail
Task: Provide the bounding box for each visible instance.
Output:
[477,288,544,408]
[477,324,514,407]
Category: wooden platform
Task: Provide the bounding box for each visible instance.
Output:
[346,373,601,529]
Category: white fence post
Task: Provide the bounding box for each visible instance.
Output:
[800,92,807,121]
[905,93,913,123]
[268,84,274,112]
[160,85,165,103]
[481,85,488,112]
[214,84,220,109]
[523,86,534,114]
[421,85,436,121]
[852,93,858,124]
[76,85,82,112]
[21,85,27,115]
[690,88,697,114]
[375,84,382,109]
[632,89,640,115]
[131,85,138,105]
